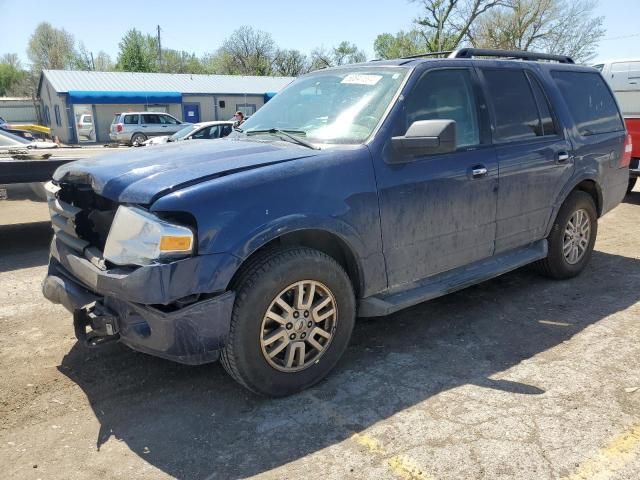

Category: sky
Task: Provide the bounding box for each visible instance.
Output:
[0,0,638,66]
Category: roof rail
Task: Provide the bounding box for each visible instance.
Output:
[449,48,574,64]
[400,50,454,60]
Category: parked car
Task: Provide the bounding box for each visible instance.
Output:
[1,124,36,140]
[77,114,94,140]
[0,129,58,149]
[143,121,234,146]
[109,112,189,146]
[43,49,630,397]
[594,59,640,192]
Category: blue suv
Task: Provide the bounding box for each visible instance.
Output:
[43,49,632,396]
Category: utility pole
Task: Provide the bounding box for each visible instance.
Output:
[90,52,95,71]
[157,25,162,70]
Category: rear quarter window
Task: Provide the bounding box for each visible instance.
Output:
[124,114,139,125]
[551,71,624,136]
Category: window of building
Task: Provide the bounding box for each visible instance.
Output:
[552,71,624,136]
[43,106,50,126]
[54,105,62,126]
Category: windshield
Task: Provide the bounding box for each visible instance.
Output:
[239,67,409,144]
[170,124,197,141]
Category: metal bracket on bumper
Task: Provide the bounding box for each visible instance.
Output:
[73,302,120,347]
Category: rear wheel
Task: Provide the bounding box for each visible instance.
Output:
[221,247,355,397]
[628,177,637,194]
[534,190,597,279]
[130,133,146,146]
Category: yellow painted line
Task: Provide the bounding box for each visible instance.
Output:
[351,433,433,480]
[562,423,640,480]
[351,432,385,455]
[539,320,573,326]
[387,454,432,480]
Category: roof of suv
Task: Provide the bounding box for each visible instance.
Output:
[329,48,592,71]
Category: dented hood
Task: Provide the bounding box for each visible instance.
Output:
[53,139,318,204]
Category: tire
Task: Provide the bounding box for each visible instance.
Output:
[628,177,637,194]
[130,133,146,146]
[534,190,598,279]
[221,247,356,397]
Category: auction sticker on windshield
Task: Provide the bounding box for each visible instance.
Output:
[341,74,383,85]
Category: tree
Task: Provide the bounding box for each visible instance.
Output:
[470,0,604,63]
[412,0,505,51]
[273,49,309,76]
[94,51,115,72]
[0,54,32,96]
[374,30,426,59]
[73,41,93,70]
[309,41,367,70]
[27,22,77,71]
[215,26,277,75]
[116,29,158,72]
[332,41,367,65]
[161,49,205,74]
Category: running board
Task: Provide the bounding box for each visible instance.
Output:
[358,240,548,317]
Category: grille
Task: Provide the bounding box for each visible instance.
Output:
[47,182,118,262]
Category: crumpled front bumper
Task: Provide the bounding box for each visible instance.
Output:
[43,237,238,365]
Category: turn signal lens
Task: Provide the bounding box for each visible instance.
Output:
[159,235,193,252]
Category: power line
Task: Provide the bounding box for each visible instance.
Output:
[600,32,640,41]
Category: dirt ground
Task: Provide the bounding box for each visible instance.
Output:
[1,184,640,480]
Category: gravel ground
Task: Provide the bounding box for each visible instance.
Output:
[1,185,640,480]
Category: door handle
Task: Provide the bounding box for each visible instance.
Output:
[471,166,488,178]
[557,151,571,162]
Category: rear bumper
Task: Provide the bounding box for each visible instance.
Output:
[43,238,239,364]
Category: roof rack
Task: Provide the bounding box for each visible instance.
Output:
[401,50,454,60]
[450,48,574,64]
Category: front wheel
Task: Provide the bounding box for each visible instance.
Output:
[534,190,598,279]
[221,247,356,397]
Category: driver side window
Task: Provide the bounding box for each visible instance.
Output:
[405,69,480,148]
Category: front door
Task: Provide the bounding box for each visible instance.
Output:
[478,67,575,253]
[183,104,200,123]
[374,67,498,288]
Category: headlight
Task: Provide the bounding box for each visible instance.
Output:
[103,206,194,266]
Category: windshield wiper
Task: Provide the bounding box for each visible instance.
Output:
[245,128,319,150]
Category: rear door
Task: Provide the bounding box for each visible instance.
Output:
[142,114,162,136]
[479,67,574,253]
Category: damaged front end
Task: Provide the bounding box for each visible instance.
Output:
[42,181,239,365]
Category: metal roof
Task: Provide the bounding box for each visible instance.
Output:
[41,70,295,95]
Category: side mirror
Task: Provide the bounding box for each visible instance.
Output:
[391,119,456,157]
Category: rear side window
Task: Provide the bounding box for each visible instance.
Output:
[551,71,624,136]
[142,114,161,124]
[483,69,543,142]
[124,114,139,125]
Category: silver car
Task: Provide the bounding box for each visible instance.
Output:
[143,121,234,146]
[109,112,189,146]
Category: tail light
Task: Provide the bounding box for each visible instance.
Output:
[621,133,632,168]
[116,123,124,133]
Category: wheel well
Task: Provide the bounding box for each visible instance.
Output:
[574,180,602,216]
[233,230,362,297]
